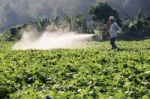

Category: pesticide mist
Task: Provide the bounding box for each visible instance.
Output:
[13,30,94,50]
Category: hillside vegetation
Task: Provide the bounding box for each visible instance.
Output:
[0,3,150,41]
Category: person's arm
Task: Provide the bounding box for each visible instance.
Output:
[115,22,122,33]
[115,22,120,30]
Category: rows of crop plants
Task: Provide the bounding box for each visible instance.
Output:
[0,40,150,99]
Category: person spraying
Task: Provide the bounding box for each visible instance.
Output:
[108,16,121,49]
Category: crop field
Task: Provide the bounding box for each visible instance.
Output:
[0,40,150,99]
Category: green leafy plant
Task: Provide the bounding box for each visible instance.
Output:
[0,40,150,99]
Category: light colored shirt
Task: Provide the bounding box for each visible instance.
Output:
[109,22,120,38]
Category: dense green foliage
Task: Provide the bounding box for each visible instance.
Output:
[122,9,150,39]
[0,40,150,99]
[0,25,25,41]
[89,2,120,24]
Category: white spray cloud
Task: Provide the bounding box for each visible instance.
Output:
[13,30,94,50]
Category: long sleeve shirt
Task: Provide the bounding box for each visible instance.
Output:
[109,22,120,38]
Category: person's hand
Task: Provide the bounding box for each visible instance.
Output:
[120,29,124,34]
[117,29,123,34]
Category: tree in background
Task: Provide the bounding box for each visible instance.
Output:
[89,2,121,40]
[89,2,120,24]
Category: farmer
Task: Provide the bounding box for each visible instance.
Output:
[108,16,120,49]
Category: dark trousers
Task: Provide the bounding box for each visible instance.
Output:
[110,37,117,49]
